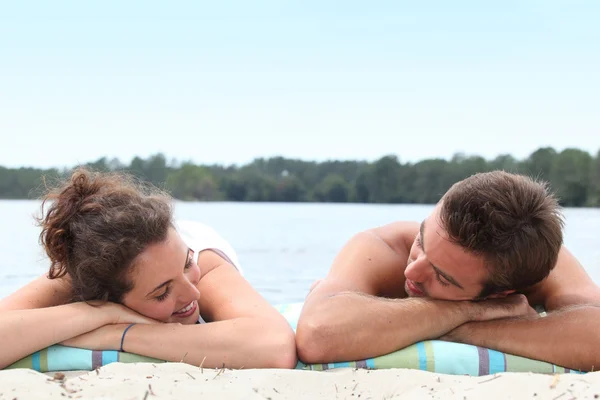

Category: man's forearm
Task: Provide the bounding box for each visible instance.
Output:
[442,305,600,372]
[296,292,474,363]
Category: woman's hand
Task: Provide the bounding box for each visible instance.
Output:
[94,302,160,325]
[59,304,159,350]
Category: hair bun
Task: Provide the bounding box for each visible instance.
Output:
[38,168,103,278]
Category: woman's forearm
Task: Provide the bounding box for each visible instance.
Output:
[0,302,111,368]
[123,317,297,369]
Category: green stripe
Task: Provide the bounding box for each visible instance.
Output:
[423,341,435,372]
[373,343,420,369]
[40,349,49,372]
[504,353,554,374]
[118,353,164,364]
[5,355,34,370]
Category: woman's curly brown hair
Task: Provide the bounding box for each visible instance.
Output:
[37,167,173,303]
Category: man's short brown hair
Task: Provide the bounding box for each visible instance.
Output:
[439,170,564,299]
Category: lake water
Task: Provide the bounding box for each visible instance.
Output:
[1,200,599,305]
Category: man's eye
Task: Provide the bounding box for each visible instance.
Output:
[436,273,450,287]
[415,235,423,248]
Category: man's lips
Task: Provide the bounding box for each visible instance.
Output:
[406,279,424,296]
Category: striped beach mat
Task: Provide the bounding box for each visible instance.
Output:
[5,302,583,376]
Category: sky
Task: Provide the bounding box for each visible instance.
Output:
[1,1,599,169]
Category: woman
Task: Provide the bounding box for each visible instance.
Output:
[0,168,297,369]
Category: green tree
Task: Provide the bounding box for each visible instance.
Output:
[314,174,352,203]
[275,174,307,202]
[166,163,222,201]
[522,147,557,181]
[587,150,600,206]
[551,149,592,206]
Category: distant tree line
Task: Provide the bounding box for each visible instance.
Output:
[1,147,599,207]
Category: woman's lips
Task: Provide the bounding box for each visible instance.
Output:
[172,300,197,318]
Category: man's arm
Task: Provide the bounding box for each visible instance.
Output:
[442,304,600,371]
[295,223,530,364]
[442,246,600,372]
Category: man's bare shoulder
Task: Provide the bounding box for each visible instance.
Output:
[524,246,600,310]
[369,221,420,257]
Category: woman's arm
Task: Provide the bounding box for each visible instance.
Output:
[131,254,297,368]
[0,274,73,311]
[63,253,297,369]
[0,301,155,369]
[0,273,157,369]
[66,316,296,369]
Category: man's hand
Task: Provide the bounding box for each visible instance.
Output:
[469,294,539,322]
[441,294,539,343]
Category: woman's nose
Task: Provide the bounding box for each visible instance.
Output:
[179,278,200,303]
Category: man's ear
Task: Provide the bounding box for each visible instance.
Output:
[485,289,516,299]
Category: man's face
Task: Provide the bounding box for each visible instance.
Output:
[404,204,489,300]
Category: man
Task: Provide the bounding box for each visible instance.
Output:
[296,171,600,371]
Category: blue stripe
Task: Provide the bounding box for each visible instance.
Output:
[431,341,479,376]
[32,352,41,372]
[488,348,506,374]
[102,350,118,365]
[417,342,427,371]
[332,361,351,369]
[365,358,376,369]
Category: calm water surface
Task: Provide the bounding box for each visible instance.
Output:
[1,200,599,304]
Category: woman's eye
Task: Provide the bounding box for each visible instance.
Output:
[155,287,171,301]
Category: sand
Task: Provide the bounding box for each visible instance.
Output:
[2,363,600,399]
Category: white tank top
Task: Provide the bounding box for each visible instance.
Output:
[174,220,243,324]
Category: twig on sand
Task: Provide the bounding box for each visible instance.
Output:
[252,388,273,400]
[550,374,560,389]
[199,356,207,374]
[186,372,196,380]
[180,352,189,363]
[213,366,226,380]
[478,375,501,384]
[552,392,566,400]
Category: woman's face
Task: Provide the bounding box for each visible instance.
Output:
[121,227,202,325]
